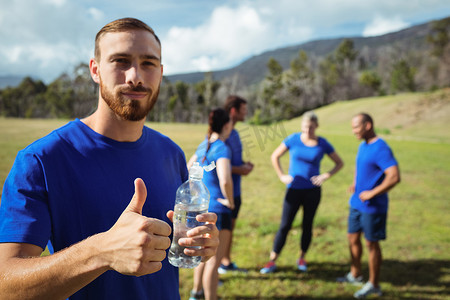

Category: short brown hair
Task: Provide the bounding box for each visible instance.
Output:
[94,17,161,60]
[224,95,247,113]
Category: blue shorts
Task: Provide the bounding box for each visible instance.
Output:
[231,196,242,219]
[348,207,387,241]
[215,212,232,231]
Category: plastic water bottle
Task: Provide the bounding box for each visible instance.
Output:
[168,162,214,268]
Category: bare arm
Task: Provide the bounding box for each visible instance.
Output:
[0,179,172,300]
[271,143,292,185]
[187,154,198,170]
[231,162,254,176]
[359,165,401,201]
[311,151,344,186]
[216,157,234,210]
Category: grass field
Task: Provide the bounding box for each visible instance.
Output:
[0,89,449,299]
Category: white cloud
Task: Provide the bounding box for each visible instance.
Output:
[1,0,449,82]
[161,4,312,75]
[363,15,410,37]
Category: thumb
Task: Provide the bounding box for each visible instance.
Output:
[125,178,147,214]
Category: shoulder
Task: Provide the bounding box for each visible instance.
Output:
[21,120,79,155]
[144,126,184,154]
[214,140,231,157]
[226,129,241,145]
[284,132,299,144]
[318,136,334,148]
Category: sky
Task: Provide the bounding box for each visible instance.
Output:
[1,0,449,83]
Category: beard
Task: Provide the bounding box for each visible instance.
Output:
[99,76,160,121]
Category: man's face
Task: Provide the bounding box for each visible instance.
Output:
[235,104,248,122]
[351,115,367,140]
[92,30,163,121]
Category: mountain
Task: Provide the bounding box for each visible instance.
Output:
[0,75,24,89]
[166,19,434,85]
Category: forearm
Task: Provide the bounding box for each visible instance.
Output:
[271,156,285,179]
[231,165,247,175]
[0,236,108,300]
[219,180,234,207]
[325,152,344,178]
[369,177,399,197]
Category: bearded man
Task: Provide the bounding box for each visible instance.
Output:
[0,18,219,300]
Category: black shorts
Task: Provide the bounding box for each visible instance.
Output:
[231,196,242,219]
[216,212,233,231]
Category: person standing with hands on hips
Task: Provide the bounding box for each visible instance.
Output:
[337,113,400,299]
[0,18,219,300]
[260,111,343,274]
[219,95,254,274]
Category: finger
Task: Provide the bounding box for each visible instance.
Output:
[135,261,163,276]
[185,223,218,238]
[184,246,217,258]
[147,234,171,250]
[196,212,217,223]
[146,218,172,237]
[166,210,174,223]
[125,178,147,215]
[179,235,218,248]
[144,248,168,262]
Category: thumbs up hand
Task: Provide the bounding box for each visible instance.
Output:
[99,178,172,276]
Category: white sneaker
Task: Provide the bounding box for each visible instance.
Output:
[353,282,382,299]
[336,272,363,285]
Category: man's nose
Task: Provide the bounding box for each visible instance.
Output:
[125,64,143,86]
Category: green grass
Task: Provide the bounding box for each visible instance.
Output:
[1,89,449,299]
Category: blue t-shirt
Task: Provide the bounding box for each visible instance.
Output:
[225,129,243,197]
[195,139,232,214]
[283,133,334,189]
[350,138,398,214]
[0,119,188,300]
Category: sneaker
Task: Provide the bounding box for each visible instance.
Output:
[353,282,382,299]
[218,262,247,274]
[189,289,204,300]
[260,261,276,274]
[297,258,307,272]
[337,272,364,285]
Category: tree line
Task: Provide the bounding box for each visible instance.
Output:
[1,18,449,124]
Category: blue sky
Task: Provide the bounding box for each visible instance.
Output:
[1,0,449,83]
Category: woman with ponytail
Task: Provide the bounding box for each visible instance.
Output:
[187,108,234,300]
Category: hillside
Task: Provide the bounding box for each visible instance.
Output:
[166,18,436,85]
[280,88,450,144]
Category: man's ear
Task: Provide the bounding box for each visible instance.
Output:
[89,58,100,84]
[230,107,237,117]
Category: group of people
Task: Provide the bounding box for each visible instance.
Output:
[0,17,400,300]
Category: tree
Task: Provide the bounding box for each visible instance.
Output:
[257,57,284,123]
[390,60,416,93]
[359,70,382,95]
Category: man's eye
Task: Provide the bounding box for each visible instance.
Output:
[113,58,129,64]
[143,61,157,67]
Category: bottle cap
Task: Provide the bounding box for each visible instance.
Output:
[189,161,216,179]
[190,162,204,179]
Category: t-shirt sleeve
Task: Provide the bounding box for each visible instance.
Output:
[376,144,398,171]
[215,143,232,160]
[227,131,243,166]
[0,150,51,249]
[320,137,335,154]
[282,133,296,149]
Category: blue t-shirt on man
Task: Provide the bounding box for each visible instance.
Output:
[349,138,398,214]
[225,129,243,197]
[0,119,188,300]
[283,133,334,189]
[195,139,232,214]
